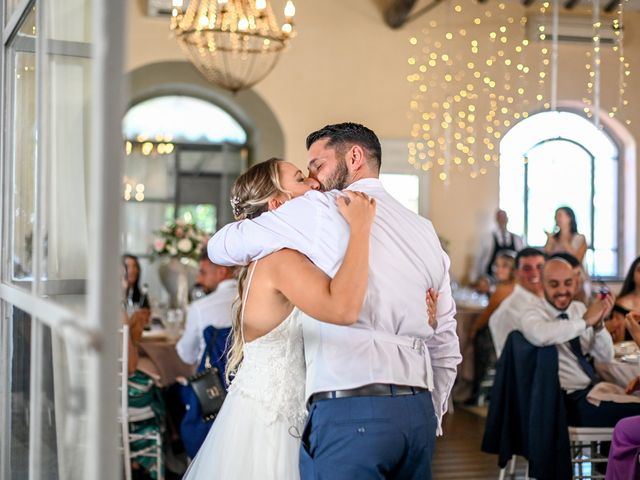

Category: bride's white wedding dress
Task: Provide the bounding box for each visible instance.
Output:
[183,263,307,479]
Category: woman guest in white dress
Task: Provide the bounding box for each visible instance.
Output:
[183,158,376,480]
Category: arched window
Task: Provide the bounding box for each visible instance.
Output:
[499,111,619,278]
[122,95,249,257]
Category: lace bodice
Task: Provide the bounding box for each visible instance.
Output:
[227,260,307,426]
[228,308,306,425]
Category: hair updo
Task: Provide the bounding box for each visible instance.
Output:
[230,158,286,220]
[226,157,289,383]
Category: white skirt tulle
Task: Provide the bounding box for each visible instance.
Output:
[182,391,304,480]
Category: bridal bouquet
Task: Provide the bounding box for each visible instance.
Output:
[152,219,210,261]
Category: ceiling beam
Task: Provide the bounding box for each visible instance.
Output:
[603,0,619,12]
[384,0,419,29]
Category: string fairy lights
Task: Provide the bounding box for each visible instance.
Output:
[407,1,538,183]
[407,0,632,183]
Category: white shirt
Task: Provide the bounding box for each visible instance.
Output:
[520,298,614,392]
[489,284,541,357]
[469,228,525,283]
[175,279,238,365]
[208,178,461,433]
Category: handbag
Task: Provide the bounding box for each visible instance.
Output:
[187,329,227,422]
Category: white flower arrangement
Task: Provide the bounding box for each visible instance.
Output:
[152,219,209,261]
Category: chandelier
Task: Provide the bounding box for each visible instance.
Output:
[171,0,296,93]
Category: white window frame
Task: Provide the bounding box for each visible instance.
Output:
[0,1,125,479]
[498,106,636,280]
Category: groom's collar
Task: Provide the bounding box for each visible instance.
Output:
[346,178,383,190]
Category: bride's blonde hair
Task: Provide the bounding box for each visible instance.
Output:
[226,158,288,383]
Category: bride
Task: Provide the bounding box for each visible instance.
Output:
[183,158,376,479]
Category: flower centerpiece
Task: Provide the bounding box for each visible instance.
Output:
[152,219,210,308]
[152,219,209,261]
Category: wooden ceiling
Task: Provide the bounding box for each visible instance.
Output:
[385,0,638,29]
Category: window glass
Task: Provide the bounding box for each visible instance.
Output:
[7,304,31,478]
[380,173,420,214]
[8,11,37,285]
[123,96,247,144]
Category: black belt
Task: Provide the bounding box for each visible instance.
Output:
[309,383,426,405]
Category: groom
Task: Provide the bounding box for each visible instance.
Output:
[208,122,461,478]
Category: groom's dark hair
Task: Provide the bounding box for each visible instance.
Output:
[306,122,382,172]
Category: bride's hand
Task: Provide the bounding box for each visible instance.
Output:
[426,288,439,329]
[336,191,376,232]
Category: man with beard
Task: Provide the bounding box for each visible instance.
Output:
[176,252,237,365]
[208,122,461,479]
[520,258,640,427]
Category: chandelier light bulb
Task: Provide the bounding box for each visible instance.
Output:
[256,0,267,10]
[238,17,249,31]
[219,0,228,5]
[172,0,183,7]
[284,1,296,18]
[282,22,292,34]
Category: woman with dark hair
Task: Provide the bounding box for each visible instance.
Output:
[605,256,640,344]
[617,256,640,314]
[543,206,588,263]
[467,251,516,405]
[123,254,150,309]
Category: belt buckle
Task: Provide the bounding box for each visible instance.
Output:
[412,337,423,352]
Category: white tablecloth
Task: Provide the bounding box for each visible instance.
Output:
[595,359,640,389]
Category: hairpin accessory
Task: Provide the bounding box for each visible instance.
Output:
[230,196,242,217]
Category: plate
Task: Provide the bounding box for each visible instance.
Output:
[621,354,640,364]
[142,329,168,340]
[614,341,639,357]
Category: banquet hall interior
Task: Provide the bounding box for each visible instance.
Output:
[2,0,640,478]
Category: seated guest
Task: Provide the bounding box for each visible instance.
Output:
[489,248,545,356]
[124,308,165,480]
[549,252,591,304]
[520,258,640,427]
[123,254,150,309]
[606,312,640,480]
[176,252,237,365]
[470,209,524,294]
[606,415,640,480]
[605,304,634,343]
[616,256,640,314]
[606,258,640,344]
[467,251,516,404]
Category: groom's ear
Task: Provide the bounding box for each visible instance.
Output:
[347,145,366,172]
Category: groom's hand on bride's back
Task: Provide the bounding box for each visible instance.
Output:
[336,191,376,231]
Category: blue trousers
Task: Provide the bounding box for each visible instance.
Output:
[299,391,436,479]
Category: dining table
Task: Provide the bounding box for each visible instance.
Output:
[451,303,486,403]
[595,341,640,389]
[138,329,196,387]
